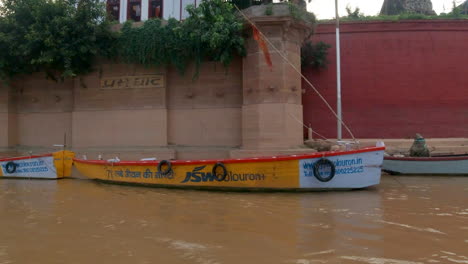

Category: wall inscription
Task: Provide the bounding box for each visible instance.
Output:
[100,75,165,90]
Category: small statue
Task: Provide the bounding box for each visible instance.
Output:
[409,133,430,157]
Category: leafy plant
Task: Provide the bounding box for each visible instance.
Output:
[301,41,331,70]
[345,5,364,20]
[288,1,316,24]
[279,0,312,8]
[447,0,463,18]
[0,0,117,80]
[119,0,246,78]
[322,2,468,23]
[1,0,316,82]
[265,3,273,15]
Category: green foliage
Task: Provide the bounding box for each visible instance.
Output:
[345,6,364,20]
[265,3,273,16]
[321,2,468,23]
[1,0,246,80]
[0,0,117,80]
[323,12,468,22]
[118,19,186,71]
[1,0,315,81]
[118,0,246,78]
[301,41,331,70]
[320,1,468,22]
[442,1,465,18]
[233,1,315,24]
[279,0,312,7]
[288,2,316,25]
[397,13,428,19]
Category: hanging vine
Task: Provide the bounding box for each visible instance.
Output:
[0,0,318,81]
[118,0,247,78]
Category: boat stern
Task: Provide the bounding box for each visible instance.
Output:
[53,150,75,178]
[298,147,385,189]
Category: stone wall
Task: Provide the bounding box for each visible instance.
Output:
[303,20,468,140]
[72,61,169,152]
[0,59,244,159]
[0,5,311,160]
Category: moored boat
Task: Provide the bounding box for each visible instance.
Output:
[383,154,468,175]
[73,146,385,191]
[0,151,75,179]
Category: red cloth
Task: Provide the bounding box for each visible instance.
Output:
[252,26,273,70]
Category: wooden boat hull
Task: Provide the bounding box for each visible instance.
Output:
[0,151,75,179]
[74,147,385,190]
[383,155,468,175]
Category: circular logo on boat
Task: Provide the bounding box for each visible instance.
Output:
[5,162,18,174]
[313,158,336,182]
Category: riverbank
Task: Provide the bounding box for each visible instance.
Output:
[0,138,466,160]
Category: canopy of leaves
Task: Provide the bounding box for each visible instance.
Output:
[0,0,117,80]
[335,12,468,22]
[344,6,364,20]
[447,1,468,16]
[118,0,246,78]
[1,0,314,81]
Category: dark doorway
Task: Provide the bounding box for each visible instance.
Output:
[127,0,142,22]
[148,0,163,19]
[107,0,120,21]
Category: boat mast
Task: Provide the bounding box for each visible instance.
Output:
[335,0,342,141]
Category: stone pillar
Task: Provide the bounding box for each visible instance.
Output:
[231,5,312,157]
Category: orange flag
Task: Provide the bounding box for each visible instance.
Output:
[252,25,273,70]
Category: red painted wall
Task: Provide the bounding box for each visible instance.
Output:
[302,20,468,139]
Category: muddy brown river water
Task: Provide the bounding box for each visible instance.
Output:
[0,175,467,264]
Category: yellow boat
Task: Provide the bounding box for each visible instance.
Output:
[0,150,75,179]
[73,146,385,190]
